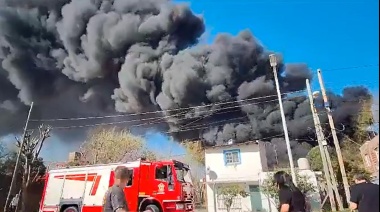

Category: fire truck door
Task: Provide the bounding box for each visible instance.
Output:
[154,165,175,196]
[124,168,138,211]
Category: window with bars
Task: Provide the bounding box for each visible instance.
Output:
[223,149,241,165]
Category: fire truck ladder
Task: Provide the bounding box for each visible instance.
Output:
[59,170,67,201]
[80,171,89,211]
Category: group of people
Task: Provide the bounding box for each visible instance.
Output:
[273,171,379,212]
[103,166,379,212]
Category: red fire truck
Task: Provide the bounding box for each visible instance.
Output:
[39,159,194,212]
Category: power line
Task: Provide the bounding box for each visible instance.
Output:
[48,99,275,129]
[323,64,379,72]
[45,102,378,131]
[29,90,305,122]
[30,89,376,124]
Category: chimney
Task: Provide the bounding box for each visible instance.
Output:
[68,152,81,163]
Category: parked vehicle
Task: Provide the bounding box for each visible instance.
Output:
[39,159,194,212]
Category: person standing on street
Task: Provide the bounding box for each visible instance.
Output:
[349,173,379,212]
[273,171,307,212]
[102,166,130,212]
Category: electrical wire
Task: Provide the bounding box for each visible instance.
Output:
[48,99,275,129]
[323,64,379,72]
[29,90,305,122]
[36,99,377,132]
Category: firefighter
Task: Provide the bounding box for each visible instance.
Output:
[102,166,130,212]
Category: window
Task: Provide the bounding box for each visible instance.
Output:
[126,169,134,186]
[155,165,174,190]
[155,165,168,180]
[223,149,241,165]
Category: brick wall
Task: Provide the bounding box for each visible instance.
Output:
[360,136,379,177]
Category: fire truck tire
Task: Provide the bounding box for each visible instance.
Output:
[145,204,160,212]
[62,206,79,212]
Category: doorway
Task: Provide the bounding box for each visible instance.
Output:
[249,185,263,212]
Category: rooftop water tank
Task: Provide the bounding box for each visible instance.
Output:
[297,158,310,170]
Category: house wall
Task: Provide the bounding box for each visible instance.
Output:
[204,142,267,212]
[204,143,266,183]
[360,135,379,177]
[205,183,251,212]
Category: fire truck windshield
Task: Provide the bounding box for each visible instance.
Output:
[174,164,192,184]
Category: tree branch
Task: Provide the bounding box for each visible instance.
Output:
[32,166,42,183]
[32,125,51,164]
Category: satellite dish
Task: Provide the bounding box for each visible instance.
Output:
[227,139,234,145]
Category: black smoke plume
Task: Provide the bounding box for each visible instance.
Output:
[0,0,372,165]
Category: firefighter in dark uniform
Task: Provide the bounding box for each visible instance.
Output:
[103,166,130,212]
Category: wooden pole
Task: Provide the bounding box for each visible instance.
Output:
[317,69,351,203]
[306,79,338,211]
[4,102,34,212]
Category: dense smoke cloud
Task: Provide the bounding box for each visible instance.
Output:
[0,0,372,165]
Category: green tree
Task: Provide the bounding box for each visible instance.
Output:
[340,139,371,183]
[306,140,370,184]
[217,184,249,212]
[1,126,49,212]
[307,146,338,172]
[181,140,205,165]
[16,126,49,212]
[261,170,317,207]
[78,127,157,164]
[352,99,375,143]
[181,140,206,206]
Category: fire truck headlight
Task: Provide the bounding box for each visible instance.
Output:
[176,203,185,210]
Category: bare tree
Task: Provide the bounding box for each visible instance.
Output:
[78,127,157,165]
[15,124,50,212]
[180,140,206,207]
[0,143,7,160]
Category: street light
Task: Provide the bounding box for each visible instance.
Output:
[269,54,297,185]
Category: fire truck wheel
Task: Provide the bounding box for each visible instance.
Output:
[62,206,79,212]
[145,204,160,212]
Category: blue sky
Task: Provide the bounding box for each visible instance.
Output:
[4,0,379,162]
[181,0,379,94]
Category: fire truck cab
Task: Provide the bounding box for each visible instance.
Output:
[39,159,194,212]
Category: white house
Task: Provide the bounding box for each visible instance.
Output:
[204,140,269,212]
[204,140,321,212]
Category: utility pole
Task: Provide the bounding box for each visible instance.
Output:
[317,69,351,203]
[306,79,342,211]
[4,102,34,212]
[323,146,343,210]
[306,79,336,210]
[269,54,297,185]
